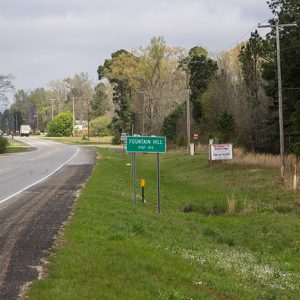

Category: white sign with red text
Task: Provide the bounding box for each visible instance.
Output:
[210,144,233,160]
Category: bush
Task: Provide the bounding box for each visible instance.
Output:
[161,105,183,142]
[46,112,73,137]
[90,116,112,137]
[112,133,121,145]
[291,142,300,159]
[215,112,235,142]
[0,136,8,153]
[177,135,186,147]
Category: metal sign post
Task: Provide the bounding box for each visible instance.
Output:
[157,153,161,213]
[140,179,145,203]
[126,136,166,213]
[133,152,137,208]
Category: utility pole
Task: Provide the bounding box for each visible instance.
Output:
[82,97,91,139]
[142,93,145,135]
[87,97,90,139]
[49,99,56,121]
[187,87,191,148]
[258,20,297,178]
[72,97,75,137]
[186,70,191,151]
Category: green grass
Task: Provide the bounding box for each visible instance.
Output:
[27,150,300,299]
[5,146,28,153]
[37,135,114,145]
[4,138,32,153]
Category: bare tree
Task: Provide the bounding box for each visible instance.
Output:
[0,74,14,109]
[67,73,94,124]
[133,37,186,134]
[48,79,70,114]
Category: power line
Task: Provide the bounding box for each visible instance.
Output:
[281,43,300,52]
[221,25,258,52]
[219,20,270,53]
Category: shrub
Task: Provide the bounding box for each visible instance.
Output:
[46,112,73,137]
[161,105,184,142]
[215,111,235,142]
[177,135,186,147]
[112,133,121,145]
[291,142,300,159]
[0,136,8,153]
[90,116,112,137]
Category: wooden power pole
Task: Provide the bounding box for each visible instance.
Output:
[258,20,297,178]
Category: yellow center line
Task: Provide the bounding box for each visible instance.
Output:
[0,168,11,174]
[28,147,60,161]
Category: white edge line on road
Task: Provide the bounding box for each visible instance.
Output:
[0,147,80,204]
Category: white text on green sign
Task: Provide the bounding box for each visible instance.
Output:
[126,136,166,153]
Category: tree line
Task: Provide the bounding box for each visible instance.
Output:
[0,72,112,137]
[97,0,299,155]
[0,0,299,155]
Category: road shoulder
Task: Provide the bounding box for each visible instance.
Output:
[0,149,95,300]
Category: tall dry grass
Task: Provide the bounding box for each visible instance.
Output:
[231,148,300,173]
[194,144,300,173]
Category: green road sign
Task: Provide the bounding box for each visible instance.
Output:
[126,136,166,153]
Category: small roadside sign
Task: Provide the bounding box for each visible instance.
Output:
[120,133,127,143]
[126,136,166,153]
[210,144,233,160]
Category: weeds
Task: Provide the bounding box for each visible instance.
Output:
[227,194,237,214]
[183,201,227,215]
[182,202,194,213]
[183,195,245,216]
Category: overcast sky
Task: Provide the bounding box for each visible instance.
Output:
[0,0,273,92]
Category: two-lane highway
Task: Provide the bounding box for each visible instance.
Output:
[0,137,79,203]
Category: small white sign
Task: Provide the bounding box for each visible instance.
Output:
[120,133,127,142]
[210,144,233,160]
[190,143,194,156]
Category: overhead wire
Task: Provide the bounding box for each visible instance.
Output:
[218,19,270,54]
[281,43,300,52]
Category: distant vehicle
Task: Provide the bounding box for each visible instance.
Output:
[20,125,31,137]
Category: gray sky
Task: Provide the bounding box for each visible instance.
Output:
[0,0,273,92]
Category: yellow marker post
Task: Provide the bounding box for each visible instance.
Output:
[140,179,145,203]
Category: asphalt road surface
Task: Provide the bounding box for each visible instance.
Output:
[0,137,80,203]
[0,137,96,299]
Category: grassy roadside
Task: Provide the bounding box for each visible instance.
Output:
[37,135,114,146]
[26,149,300,299]
[5,146,28,153]
[4,137,32,153]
